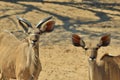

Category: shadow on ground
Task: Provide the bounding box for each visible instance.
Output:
[0,1,120,44]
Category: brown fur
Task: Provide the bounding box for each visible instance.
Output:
[88,54,120,80]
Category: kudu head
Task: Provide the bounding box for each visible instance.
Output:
[16,16,55,48]
[72,34,111,61]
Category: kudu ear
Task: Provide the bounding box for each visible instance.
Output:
[36,16,55,32]
[16,16,32,33]
[97,34,111,47]
[72,34,85,48]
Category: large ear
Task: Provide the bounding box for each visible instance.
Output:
[36,16,55,32]
[43,20,55,32]
[16,16,32,33]
[97,34,111,47]
[72,34,85,48]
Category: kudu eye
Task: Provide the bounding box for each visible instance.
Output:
[35,31,41,35]
[94,47,99,50]
[28,32,31,34]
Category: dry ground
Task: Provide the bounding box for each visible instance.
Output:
[0,1,120,80]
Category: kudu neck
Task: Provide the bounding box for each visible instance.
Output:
[25,39,40,57]
[33,44,39,57]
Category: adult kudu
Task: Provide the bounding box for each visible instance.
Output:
[72,34,120,80]
[0,16,55,80]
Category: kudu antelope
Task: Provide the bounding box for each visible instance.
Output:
[72,34,120,80]
[0,16,55,80]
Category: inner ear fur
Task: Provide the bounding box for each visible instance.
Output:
[40,20,55,32]
[72,34,85,48]
[17,16,32,33]
[45,21,55,32]
[98,34,111,47]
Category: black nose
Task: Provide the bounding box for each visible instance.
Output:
[89,56,96,60]
[33,40,38,43]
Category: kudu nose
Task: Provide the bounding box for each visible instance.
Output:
[33,40,38,43]
[89,56,96,61]
[31,40,38,45]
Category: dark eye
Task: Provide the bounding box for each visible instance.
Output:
[34,31,40,35]
[28,32,31,34]
[95,48,99,50]
[94,47,99,50]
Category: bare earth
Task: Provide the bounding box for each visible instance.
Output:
[0,1,120,80]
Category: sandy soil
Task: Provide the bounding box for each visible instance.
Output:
[0,1,120,80]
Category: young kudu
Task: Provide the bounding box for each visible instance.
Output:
[72,34,120,80]
[0,16,55,80]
